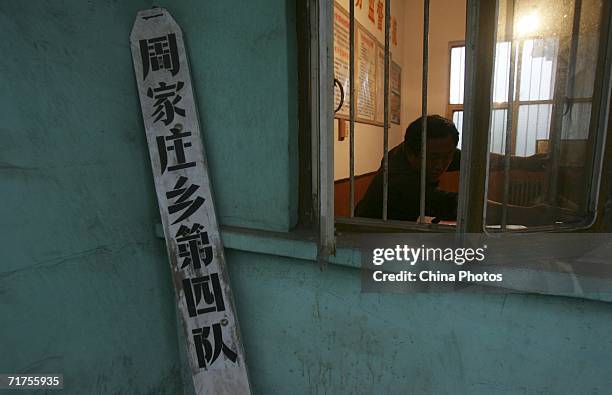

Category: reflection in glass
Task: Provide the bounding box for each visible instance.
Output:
[484,0,605,229]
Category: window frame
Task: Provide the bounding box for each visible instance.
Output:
[307,0,612,252]
[331,0,459,234]
[453,1,612,233]
[448,40,595,157]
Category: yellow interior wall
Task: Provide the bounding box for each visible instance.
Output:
[334,0,467,180]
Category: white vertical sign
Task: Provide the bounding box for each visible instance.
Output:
[130,8,251,395]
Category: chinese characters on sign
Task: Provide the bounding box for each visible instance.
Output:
[193,323,238,369]
[131,8,251,395]
[176,223,213,269]
[139,33,180,79]
[183,273,225,317]
[139,30,236,366]
[148,81,186,125]
[140,31,237,363]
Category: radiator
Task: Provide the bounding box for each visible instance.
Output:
[508,179,544,206]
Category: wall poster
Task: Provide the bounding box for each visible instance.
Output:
[333,4,400,127]
[375,44,385,124]
[333,2,350,118]
[355,24,377,123]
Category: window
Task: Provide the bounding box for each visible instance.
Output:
[331,0,467,232]
[449,0,610,231]
[449,38,562,156]
[449,38,560,223]
[307,0,612,254]
[448,44,465,148]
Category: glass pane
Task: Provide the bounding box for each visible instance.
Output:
[492,42,511,103]
[562,102,592,140]
[456,42,514,105]
[515,104,552,157]
[452,110,463,149]
[519,38,558,101]
[490,109,508,155]
[449,46,465,104]
[486,0,605,229]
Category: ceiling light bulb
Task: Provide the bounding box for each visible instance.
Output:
[515,12,540,37]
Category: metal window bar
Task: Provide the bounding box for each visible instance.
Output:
[511,41,525,155]
[419,0,430,223]
[336,0,442,229]
[547,0,581,225]
[566,0,582,102]
[344,0,394,223]
[587,0,612,225]
[500,0,516,231]
[460,0,500,233]
[525,40,537,157]
[315,0,335,262]
[382,0,391,220]
[583,0,612,223]
[309,0,320,219]
[349,0,355,217]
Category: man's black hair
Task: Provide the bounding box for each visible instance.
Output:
[403,115,459,154]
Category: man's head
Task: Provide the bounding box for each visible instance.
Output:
[403,115,459,182]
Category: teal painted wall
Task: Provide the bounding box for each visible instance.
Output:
[0,1,184,394]
[158,0,299,232]
[229,251,612,394]
[2,1,612,394]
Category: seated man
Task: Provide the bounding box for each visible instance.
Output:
[355,115,460,221]
[355,115,566,225]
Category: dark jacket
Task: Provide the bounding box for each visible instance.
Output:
[354,143,461,221]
